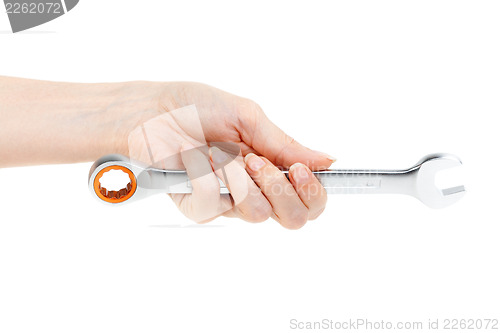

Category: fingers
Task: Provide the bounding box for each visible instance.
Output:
[244,153,311,230]
[174,144,327,227]
[172,143,230,223]
[288,163,328,220]
[237,102,335,170]
[209,147,272,223]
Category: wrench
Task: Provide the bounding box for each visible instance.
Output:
[88,153,465,209]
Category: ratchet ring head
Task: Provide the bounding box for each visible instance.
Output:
[92,165,137,204]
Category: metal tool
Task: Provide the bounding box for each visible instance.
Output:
[88,153,465,209]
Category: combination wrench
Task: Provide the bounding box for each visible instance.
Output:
[88,153,465,209]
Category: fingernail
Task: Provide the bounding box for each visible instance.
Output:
[323,154,336,162]
[314,150,336,162]
[210,147,228,164]
[244,153,266,171]
[290,163,311,183]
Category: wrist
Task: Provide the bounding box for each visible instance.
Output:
[93,81,165,158]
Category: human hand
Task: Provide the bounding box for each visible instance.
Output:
[125,82,334,229]
[0,78,331,228]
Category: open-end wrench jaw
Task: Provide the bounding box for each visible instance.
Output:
[412,153,466,209]
[88,153,466,209]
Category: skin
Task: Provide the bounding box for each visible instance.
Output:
[0,76,335,229]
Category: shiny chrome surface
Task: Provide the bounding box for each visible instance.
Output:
[89,153,465,209]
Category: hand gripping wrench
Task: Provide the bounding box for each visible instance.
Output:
[88,153,465,209]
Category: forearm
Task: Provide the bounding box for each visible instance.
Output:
[0,76,162,167]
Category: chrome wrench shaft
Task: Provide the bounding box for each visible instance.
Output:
[89,153,465,209]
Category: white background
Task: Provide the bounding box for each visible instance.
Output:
[1,1,499,332]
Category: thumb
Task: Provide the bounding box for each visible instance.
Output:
[241,108,335,170]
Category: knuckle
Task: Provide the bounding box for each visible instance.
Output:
[192,217,214,224]
[236,98,263,124]
[246,99,263,114]
[282,208,308,230]
[185,212,214,224]
[275,137,295,167]
[248,210,271,223]
[254,203,273,222]
[238,199,272,223]
[308,206,326,221]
